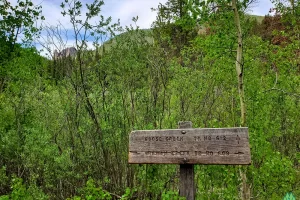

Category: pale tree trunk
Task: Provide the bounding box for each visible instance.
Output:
[232,0,246,126]
[232,0,250,199]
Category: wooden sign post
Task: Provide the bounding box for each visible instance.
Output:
[128,121,251,199]
[178,121,194,200]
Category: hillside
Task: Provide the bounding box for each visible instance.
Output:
[101,14,265,50]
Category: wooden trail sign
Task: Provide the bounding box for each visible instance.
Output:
[129,127,251,165]
[128,122,251,200]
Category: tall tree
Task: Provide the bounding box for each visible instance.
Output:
[231,1,250,198]
[152,0,198,57]
[0,0,44,92]
[232,0,246,128]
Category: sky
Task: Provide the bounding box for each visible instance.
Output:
[9,0,274,56]
[26,0,274,28]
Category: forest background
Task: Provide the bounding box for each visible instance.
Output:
[0,0,299,199]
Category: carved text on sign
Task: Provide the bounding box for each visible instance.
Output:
[144,134,242,144]
[144,136,184,142]
[129,128,251,165]
[134,150,234,156]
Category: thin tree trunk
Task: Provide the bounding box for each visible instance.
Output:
[232,0,250,199]
[232,0,246,127]
[0,78,5,93]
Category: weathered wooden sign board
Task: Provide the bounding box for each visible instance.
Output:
[129,127,251,165]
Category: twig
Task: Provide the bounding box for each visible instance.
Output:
[103,189,122,199]
[263,69,300,99]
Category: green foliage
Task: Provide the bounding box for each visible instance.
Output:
[162,190,185,200]
[0,195,9,200]
[72,179,112,200]
[0,167,8,189]
[0,0,44,45]
[0,0,44,93]
[4,177,48,200]
[152,0,199,57]
[0,0,299,199]
[121,187,136,199]
[10,178,31,200]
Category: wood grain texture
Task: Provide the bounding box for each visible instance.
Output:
[178,121,195,200]
[180,164,194,199]
[128,127,251,165]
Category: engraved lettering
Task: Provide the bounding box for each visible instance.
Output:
[204,135,211,140]
[169,151,189,155]
[144,151,169,156]
[206,151,213,156]
[165,136,183,142]
[216,135,226,140]
[194,151,202,156]
[194,136,201,141]
[145,137,164,142]
[218,151,230,156]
